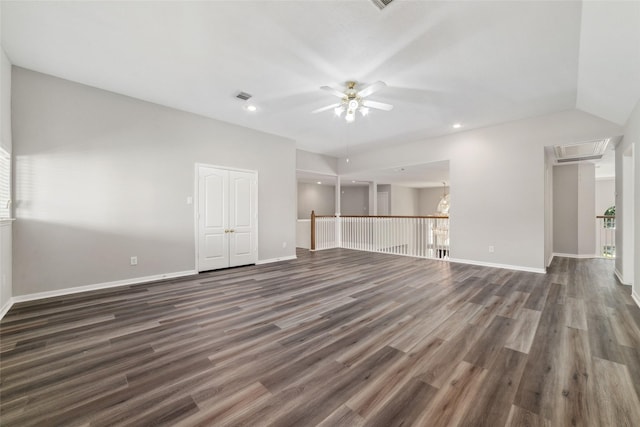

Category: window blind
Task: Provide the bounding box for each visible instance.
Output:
[0,147,11,219]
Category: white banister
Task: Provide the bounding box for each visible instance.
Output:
[321,215,449,260]
[596,215,615,258]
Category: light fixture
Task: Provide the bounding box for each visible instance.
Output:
[452,123,462,129]
[437,182,450,216]
[313,81,393,124]
[317,181,322,185]
[245,104,257,112]
[345,111,355,123]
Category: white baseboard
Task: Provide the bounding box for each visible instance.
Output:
[614,269,632,286]
[448,258,546,274]
[0,297,14,320]
[552,253,599,259]
[256,255,297,265]
[547,254,554,268]
[632,290,640,309]
[9,270,198,306]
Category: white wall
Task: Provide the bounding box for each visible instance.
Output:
[341,186,368,215]
[390,185,420,216]
[595,178,615,215]
[0,47,12,313]
[617,98,640,304]
[338,110,622,271]
[11,68,297,296]
[297,182,335,219]
[418,187,449,215]
[544,149,554,267]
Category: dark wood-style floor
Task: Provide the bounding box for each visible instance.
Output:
[1,248,640,426]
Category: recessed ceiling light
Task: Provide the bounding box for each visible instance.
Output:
[317,181,322,185]
[452,123,462,129]
[352,180,356,183]
[245,104,257,112]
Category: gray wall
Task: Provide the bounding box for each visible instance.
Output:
[297,183,335,219]
[12,68,297,295]
[553,163,596,255]
[418,187,449,215]
[296,150,338,176]
[341,186,368,215]
[0,48,12,310]
[390,185,420,216]
[339,110,621,271]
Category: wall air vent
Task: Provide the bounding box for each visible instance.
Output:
[371,0,394,10]
[236,92,252,101]
[553,138,610,163]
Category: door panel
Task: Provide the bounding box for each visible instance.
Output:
[229,171,256,267]
[197,166,257,271]
[198,167,229,271]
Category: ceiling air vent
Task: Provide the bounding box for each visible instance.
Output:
[236,91,252,101]
[371,0,394,10]
[554,138,610,163]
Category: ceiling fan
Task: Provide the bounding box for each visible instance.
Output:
[312,81,393,123]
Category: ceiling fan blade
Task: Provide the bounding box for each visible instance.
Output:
[320,86,346,99]
[357,81,387,98]
[362,100,394,111]
[312,103,341,114]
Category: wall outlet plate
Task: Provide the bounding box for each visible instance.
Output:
[130,256,138,265]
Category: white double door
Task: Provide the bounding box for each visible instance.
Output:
[197,165,257,271]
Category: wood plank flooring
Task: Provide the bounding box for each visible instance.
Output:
[1,248,639,426]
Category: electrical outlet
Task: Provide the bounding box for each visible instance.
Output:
[488,246,495,253]
[130,256,138,266]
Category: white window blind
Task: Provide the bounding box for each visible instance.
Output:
[0,147,11,219]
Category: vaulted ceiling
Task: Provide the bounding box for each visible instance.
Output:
[2,1,639,157]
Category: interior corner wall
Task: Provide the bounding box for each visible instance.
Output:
[11,67,297,296]
[0,48,12,311]
[297,183,335,219]
[338,110,622,271]
[390,186,420,216]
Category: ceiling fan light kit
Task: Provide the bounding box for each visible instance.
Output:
[313,80,393,123]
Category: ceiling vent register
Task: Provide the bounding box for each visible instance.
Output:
[371,0,394,10]
[236,92,252,101]
[554,139,610,163]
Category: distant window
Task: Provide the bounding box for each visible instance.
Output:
[0,147,11,219]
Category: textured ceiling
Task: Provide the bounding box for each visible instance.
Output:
[1,1,639,158]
